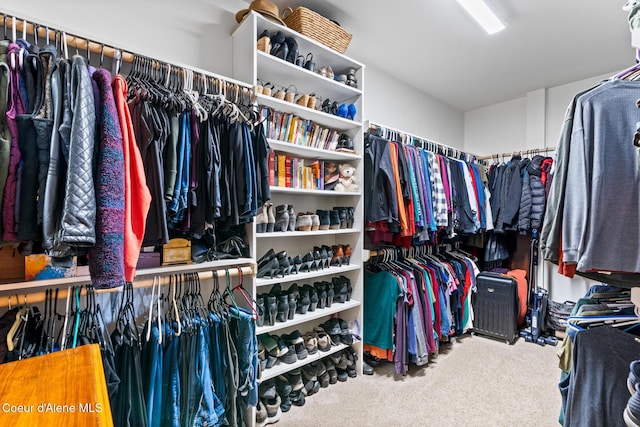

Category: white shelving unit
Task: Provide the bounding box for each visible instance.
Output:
[232,12,365,422]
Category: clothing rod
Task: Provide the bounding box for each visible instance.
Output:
[1,11,253,89]
[0,266,254,307]
[475,146,556,160]
[366,120,481,160]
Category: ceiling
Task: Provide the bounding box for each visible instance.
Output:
[243,0,635,112]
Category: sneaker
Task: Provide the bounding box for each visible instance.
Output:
[303,331,318,355]
[279,345,298,364]
[264,395,282,424]
[286,368,304,391]
[256,400,268,427]
[630,360,640,395]
[322,358,338,384]
[259,379,277,400]
[282,330,304,346]
[290,389,306,407]
[295,342,309,360]
[625,384,640,427]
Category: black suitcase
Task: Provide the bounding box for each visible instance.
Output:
[473,272,519,344]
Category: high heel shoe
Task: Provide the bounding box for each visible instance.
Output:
[333,207,348,229]
[299,252,315,273]
[278,256,291,277]
[336,103,348,118]
[277,294,289,323]
[331,245,344,267]
[346,207,354,228]
[256,295,265,326]
[314,246,329,270]
[321,245,332,269]
[284,36,298,64]
[332,276,349,303]
[312,250,322,271]
[347,103,357,121]
[257,249,275,270]
[274,204,289,232]
[287,291,297,320]
[342,244,352,265]
[324,281,334,308]
[257,258,280,279]
[291,255,302,274]
[297,287,310,314]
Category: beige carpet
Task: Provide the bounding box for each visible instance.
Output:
[277,334,562,427]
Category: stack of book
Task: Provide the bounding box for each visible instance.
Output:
[268,152,340,191]
[259,106,341,151]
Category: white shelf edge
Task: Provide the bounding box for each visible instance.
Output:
[256,50,362,96]
[269,186,361,196]
[256,299,360,335]
[257,229,360,238]
[257,94,361,129]
[256,264,360,287]
[267,139,361,161]
[0,258,255,292]
[259,339,361,382]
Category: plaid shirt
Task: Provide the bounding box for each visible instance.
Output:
[427,152,448,226]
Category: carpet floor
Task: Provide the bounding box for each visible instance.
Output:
[276,334,562,427]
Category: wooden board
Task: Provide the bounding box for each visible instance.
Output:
[0,344,113,426]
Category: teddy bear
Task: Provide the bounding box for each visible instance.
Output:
[334,163,360,192]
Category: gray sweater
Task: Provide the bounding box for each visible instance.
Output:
[562,79,640,272]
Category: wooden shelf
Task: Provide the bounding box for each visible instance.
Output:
[256,299,360,335]
[259,339,360,382]
[267,139,360,161]
[257,94,360,131]
[269,186,360,196]
[257,229,359,238]
[256,264,360,287]
[257,51,361,103]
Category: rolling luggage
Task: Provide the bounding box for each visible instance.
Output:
[473,272,519,344]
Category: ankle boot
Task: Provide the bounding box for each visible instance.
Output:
[331,245,344,267]
[342,244,352,264]
[287,205,296,231]
[316,209,330,230]
[303,284,318,312]
[288,293,297,320]
[324,281,334,308]
[256,204,268,233]
[277,295,289,323]
[332,276,349,303]
[329,209,341,230]
[346,207,354,228]
[333,207,348,229]
[314,282,327,309]
[297,288,310,314]
[310,213,320,231]
[275,204,289,232]
[256,294,265,326]
[267,202,276,232]
[265,295,277,326]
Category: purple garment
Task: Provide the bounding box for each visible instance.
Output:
[88,66,102,127]
[2,44,25,241]
[395,292,408,375]
[88,69,126,289]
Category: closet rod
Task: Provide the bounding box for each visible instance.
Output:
[366,120,482,161]
[1,12,253,89]
[0,265,254,307]
[475,146,556,160]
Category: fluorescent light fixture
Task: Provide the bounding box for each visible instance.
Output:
[456,0,506,34]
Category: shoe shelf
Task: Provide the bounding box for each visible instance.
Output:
[256,264,361,287]
[256,229,360,239]
[269,186,361,197]
[256,299,360,335]
[257,94,360,131]
[267,139,361,162]
[259,339,361,382]
[256,51,362,102]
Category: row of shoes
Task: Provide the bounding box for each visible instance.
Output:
[256,278,352,327]
[257,320,354,372]
[256,204,354,233]
[255,80,357,121]
[256,30,358,89]
[256,346,358,426]
[257,245,352,279]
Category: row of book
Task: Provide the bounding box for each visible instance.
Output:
[268,151,339,191]
[259,106,341,151]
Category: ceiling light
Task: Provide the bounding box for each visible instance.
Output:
[456,0,506,35]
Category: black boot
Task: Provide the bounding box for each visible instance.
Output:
[277,295,289,323]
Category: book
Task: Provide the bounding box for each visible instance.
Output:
[277,154,286,187]
[268,151,275,186]
[285,155,292,188]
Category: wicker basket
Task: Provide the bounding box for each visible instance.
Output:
[282,7,352,54]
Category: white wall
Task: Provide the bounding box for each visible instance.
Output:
[463,72,619,303]
[365,67,464,148]
[1,1,464,149]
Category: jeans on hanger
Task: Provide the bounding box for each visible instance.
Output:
[191,319,225,427]
[230,307,258,407]
[142,323,163,427]
[161,323,181,427]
